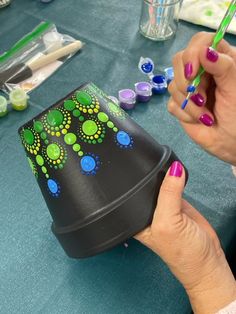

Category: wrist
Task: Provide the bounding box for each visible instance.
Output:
[186,255,236,314]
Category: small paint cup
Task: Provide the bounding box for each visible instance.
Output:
[135,82,152,103]
[43,31,63,52]
[118,89,136,110]
[9,88,29,111]
[151,75,167,94]
[0,95,8,117]
[164,67,174,84]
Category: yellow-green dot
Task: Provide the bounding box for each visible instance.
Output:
[113,127,118,132]
[45,174,49,179]
[23,129,34,145]
[73,109,81,117]
[108,102,120,113]
[78,151,84,156]
[98,112,109,122]
[107,121,114,128]
[64,99,76,111]
[46,144,61,160]
[36,155,44,166]
[42,166,47,174]
[47,110,64,127]
[82,120,98,136]
[73,144,81,152]
[33,121,44,133]
[55,127,59,131]
[64,133,77,145]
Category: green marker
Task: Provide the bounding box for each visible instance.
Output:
[182,0,236,110]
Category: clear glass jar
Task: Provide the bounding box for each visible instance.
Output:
[139,0,182,41]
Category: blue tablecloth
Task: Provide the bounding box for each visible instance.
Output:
[0,1,235,313]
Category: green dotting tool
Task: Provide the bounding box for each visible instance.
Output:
[181,0,236,110]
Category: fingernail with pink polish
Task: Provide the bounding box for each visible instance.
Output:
[169,161,183,177]
[199,114,214,127]
[206,47,218,62]
[184,63,193,79]
[190,93,205,107]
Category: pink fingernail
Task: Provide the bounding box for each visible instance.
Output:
[206,47,219,62]
[190,93,205,107]
[199,114,214,127]
[169,161,183,177]
[184,63,193,79]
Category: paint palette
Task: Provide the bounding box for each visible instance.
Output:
[19,82,186,258]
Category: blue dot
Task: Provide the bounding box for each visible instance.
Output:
[141,62,153,74]
[81,156,96,172]
[47,179,58,194]
[187,85,196,93]
[117,131,131,146]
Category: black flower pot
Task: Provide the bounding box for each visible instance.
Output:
[19,82,187,258]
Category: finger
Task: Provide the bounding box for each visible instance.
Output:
[168,97,193,123]
[152,161,186,223]
[182,32,233,80]
[199,46,236,97]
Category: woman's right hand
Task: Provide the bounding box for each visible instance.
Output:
[168,32,236,165]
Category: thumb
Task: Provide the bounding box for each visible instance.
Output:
[199,46,236,95]
[153,161,186,221]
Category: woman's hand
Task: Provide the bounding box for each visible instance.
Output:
[168,32,236,165]
[135,161,236,314]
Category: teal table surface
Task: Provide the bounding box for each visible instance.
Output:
[0,1,236,313]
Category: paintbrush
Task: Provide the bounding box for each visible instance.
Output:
[181,0,236,110]
[0,40,83,88]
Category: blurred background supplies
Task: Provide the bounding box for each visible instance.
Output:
[0,21,84,94]
[179,0,236,35]
[0,0,11,9]
[139,0,182,41]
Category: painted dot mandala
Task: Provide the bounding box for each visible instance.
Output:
[41,108,71,136]
[43,142,68,170]
[78,117,106,144]
[21,128,41,155]
[72,90,100,114]
[80,153,100,176]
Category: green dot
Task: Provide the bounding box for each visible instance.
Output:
[45,140,49,145]
[98,112,109,122]
[101,134,105,138]
[47,110,64,127]
[73,109,81,117]
[107,121,114,128]
[79,116,85,122]
[78,151,84,156]
[64,133,77,145]
[54,166,58,170]
[108,102,120,113]
[205,9,213,16]
[42,166,47,174]
[45,174,49,179]
[33,121,44,133]
[59,164,64,169]
[82,120,98,136]
[41,132,47,140]
[73,144,81,152]
[92,140,96,144]
[98,138,103,143]
[113,127,118,132]
[55,127,59,131]
[36,155,44,166]
[46,144,61,160]
[76,91,92,106]
[64,100,76,111]
[28,158,34,171]
[23,129,34,145]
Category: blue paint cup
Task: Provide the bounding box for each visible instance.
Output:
[151,75,167,94]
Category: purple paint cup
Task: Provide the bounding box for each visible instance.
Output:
[118,89,136,110]
[135,82,152,103]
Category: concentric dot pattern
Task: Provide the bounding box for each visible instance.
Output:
[78,117,106,144]
[72,90,100,115]
[27,157,38,178]
[42,142,67,170]
[41,108,71,136]
[107,101,126,119]
[47,178,61,197]
[115,131,134,149]
[80,153,100,176]
[21,128,41,155]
